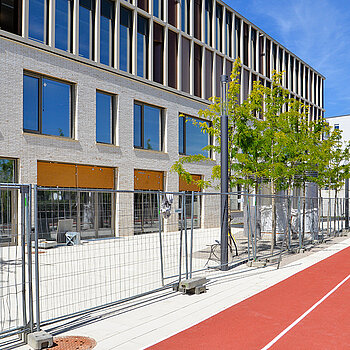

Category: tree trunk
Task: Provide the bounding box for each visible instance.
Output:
[271,180,276,254]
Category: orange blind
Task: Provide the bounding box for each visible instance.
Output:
[179,174,201,192]
[37,161,76,187]
[37,161,114,189]
[134,170,164,191]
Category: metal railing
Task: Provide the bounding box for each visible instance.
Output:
[0,185,348,341]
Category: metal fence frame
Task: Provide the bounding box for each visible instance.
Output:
[1,184,348,341]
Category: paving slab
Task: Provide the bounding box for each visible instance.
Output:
[8,237,350,350]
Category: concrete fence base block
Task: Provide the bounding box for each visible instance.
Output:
[246,260,267,268]
[27,331,53,350]
[178,277,207,295]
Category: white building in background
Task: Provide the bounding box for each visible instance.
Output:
[322,115,350,214]
[326,115,350,143]
[0,0,325,243]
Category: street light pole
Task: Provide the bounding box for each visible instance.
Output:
[220,75,229,271]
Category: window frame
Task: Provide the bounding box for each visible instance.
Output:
[119,5,133,73]
[100,0,114,66]
[54,0,73,52]
[133,101,164,151]
[28,0,48,43]
[179,114,212,157]
[23,71,74,138]
[96,90,116,145]
[78,0,95,59]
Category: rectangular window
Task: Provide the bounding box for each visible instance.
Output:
[179,114,210,157]
[234,17,241,59]
[153,22,163,84]
[194,43,202,98]
[251,28,256,71]
[243,69,249,101]
[300,63,305,97]
[100,0,114,65]
[205,49,213,99]
[0,158,16,183]
[168,0,177,27]
[28,0,46,43]
[119,6,132,73]
[96,91,114,144]
[153,0,162,18]
[194,0,201,40]
[259,36,264,74]
[290,57,294,92]
[168,30,177,89]
[243,22,248,66]
[279,47,283,73]
[204,0,212,46]
[23,73,73,137]
[134,102,163,151]
[137,0,148,12]
[181,0,190,34]
[38,189,114,240]
[266,38,271,78]
[271,43,277,72]
[285,52,289,88]
[0,0,22,34]
[79,0,94,59]
[216,54,223,97]
[181,37,190,93]
[225,11,232,57]
[215,4,222,52]
[137,15,149,78]
[55,0,72,51]
[179,176,202,228]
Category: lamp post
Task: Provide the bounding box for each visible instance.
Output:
[220,74,229,271]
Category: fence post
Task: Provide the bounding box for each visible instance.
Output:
[246,194,251,261]
[298,195,302,249]
[183,193,188,279]
[20,186,28,338]
[189,191,194,278]
[34,185,41,331]
[178,194,184,284]
[288,196,291,250]
[253,192,257,260]
[156,192,164,287]
[26,185,34,333]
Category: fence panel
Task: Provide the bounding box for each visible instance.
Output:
[0,184,31,338]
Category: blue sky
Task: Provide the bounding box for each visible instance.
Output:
[226,0,350,117]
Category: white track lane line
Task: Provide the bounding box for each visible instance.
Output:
[261,273,350,350]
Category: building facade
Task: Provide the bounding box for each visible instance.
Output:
[0,0,325,240]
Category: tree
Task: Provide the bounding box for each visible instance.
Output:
[172,57,349,253]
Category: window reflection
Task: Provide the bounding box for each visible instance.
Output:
[100,0,114,65]
[23,73,72,137]
[42,78,71,136]
[96,91,113,144]
[55,0,71,51]
[23,75,39,131]
[79,0,94,59]
[0,158,15,183]
[28,0,45,42]
[120,6,132,72]
[134,103,162,151]
[137,15,148,78]
[179,115,210,156]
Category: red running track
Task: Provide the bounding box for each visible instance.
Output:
[148,246,350,350]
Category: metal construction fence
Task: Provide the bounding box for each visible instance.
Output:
[0,184,348,340]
